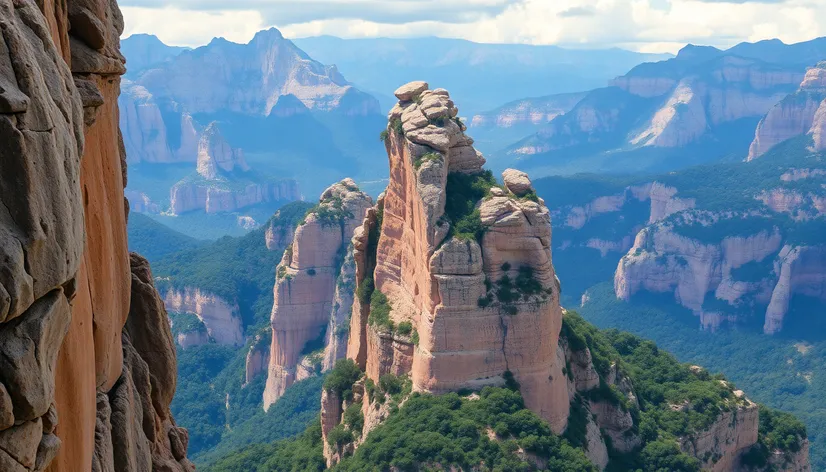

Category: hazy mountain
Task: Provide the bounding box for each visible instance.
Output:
[122,33,189,76]
[293,35,672,114]
[490,37,826,176]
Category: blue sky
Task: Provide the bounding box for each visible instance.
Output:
[120,0,826,53]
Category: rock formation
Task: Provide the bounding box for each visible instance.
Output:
[262,180,372,410]
[749,63,826,160]
[0,1,191,470]
[336,83,570,442]
[168,122,300,215]
[163,288,244,347]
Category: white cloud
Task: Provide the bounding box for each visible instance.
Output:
[121,0,826,53]
[121,6,266,47]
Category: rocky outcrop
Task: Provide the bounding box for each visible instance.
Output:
[748,63,826,160]
[244,332,271,386]
[265,218,296,251]
[124,190,160,214]
[168,122,300,215]
[163,288,244,347]
[764,246,826,334]
[0,2,191,470]
[679,390,758,472]
[336,83,570,446]
[262,180,372,410]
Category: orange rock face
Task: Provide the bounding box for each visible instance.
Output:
[263,180,372,410]
[347,83,569,433]
[0,1,192,470]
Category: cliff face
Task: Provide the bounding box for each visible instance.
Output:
[615,215,826,334]
[748,63,826,160]
[262,180,372,410]
[168,122,300,215]
[340,82,569,436]
[163,287,244,347]
[0,1,190,471]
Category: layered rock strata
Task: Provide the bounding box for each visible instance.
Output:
[0,1,191,470]
[262,180,372,410]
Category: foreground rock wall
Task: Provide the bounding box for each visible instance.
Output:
[0,1,191,470]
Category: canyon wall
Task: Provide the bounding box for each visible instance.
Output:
[0,1,191,470]
[615,215,826,334]
[262,180,372,410]
[163,287,244,347]
[749,63,826,160]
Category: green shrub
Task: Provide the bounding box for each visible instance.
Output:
[327,424,355,447]
[379,129,389,142]
[307,268,316,276]
[444,171,500,242]
[368,290,394,332]
[397,321,413,336]
[343,403,365,436]
[324,360,362,401]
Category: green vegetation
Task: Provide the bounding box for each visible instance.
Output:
[479,265,551,313]
[324,360,363,401]
[127,213,202,262]
[168,311,207,337]
[203,421,325,472]
[379,129,389,142]
[172,343,324,463]
[368,289,394,332]
[396,321,413,336]
[444,170,500,242]
[302,195,355,228]
[413,151,442,170]
[580,283,815,468]
[335,388,597,471]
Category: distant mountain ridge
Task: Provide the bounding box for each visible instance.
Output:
[293,35,671,113]
[492,36,826,176]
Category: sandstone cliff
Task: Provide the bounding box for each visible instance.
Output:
[168,122,300,215]
[0,1,191,470]
[748,63,826,160]
[119,81,199,164]
[262,180,372,410]
[163,287,244,347]
[615,214,826,334]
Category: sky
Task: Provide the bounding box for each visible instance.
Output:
[120,0,826,54]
